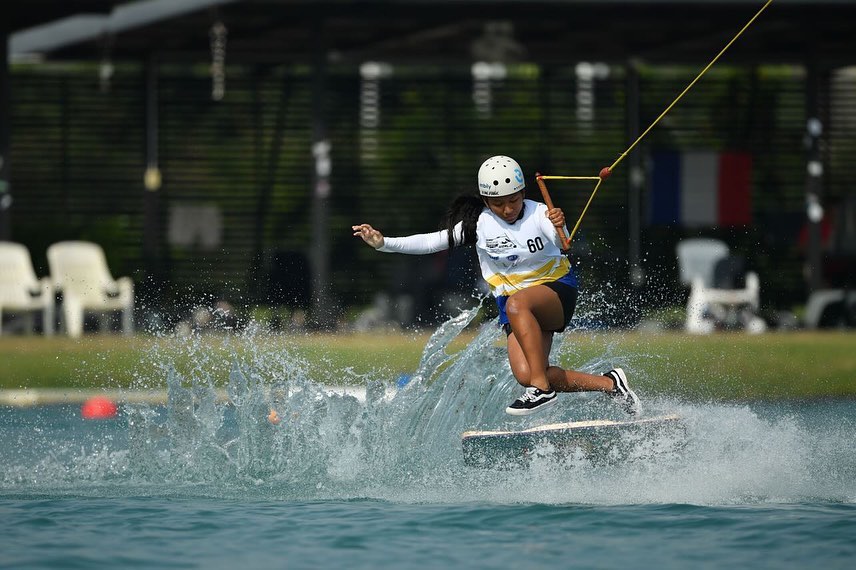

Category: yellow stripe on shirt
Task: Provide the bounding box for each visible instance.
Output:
[485,257,571,293]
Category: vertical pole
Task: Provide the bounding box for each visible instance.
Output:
[804,62,826,293]
[143,57,164,303]
[309,22,334,329]
[538,65,552,176]
[0,27,12,240]
[626,60,644,287]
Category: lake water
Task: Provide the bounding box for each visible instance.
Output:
[2,307,855,569]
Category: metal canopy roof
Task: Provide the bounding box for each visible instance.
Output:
[7,0,856,66]
[9,0,237,57]
[3,1,124,34]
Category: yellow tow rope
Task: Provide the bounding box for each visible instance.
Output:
[538,0,774,249]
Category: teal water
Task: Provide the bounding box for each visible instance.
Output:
[2,307,856,568]
[1,499,853,569]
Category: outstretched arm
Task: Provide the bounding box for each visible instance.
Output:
[352,222,457,254]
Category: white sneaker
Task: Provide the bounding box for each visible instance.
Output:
[505,387,558,416]
[604,368,640,415]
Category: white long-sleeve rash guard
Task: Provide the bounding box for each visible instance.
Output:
[376,200,576,297]
[377,224,462,255]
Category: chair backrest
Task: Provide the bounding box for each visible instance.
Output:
[0,242,40,305]
[47,241,115,296]
[713,254,747,289]
[676,238,730,287]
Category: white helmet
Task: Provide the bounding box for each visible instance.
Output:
[477,155,525,197]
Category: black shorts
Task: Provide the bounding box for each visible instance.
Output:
[502,281,579,336]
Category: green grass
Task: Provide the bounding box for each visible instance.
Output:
[563,332,856,400]
[0,331,854,401]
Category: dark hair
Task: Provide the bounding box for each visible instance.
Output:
[442,194,484,249]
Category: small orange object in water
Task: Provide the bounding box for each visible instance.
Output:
[268,409,281,425]
[81,396,118,419]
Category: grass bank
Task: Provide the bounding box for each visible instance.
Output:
[0,331,854,401]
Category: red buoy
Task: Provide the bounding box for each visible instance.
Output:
[81,396,118,419]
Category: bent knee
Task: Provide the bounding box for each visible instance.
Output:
[505,296,529,318]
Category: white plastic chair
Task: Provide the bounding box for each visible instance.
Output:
[676,238,729,288]
[47,241,134,338]
[676,238,764,334]
[0,242,54,335]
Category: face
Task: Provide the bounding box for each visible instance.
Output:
[484,191,524,223]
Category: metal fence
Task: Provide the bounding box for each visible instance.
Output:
[8,60,854,329]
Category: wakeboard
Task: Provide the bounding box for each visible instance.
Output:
[462,414,684,468]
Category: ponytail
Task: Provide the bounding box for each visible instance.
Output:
[443,194,483,249]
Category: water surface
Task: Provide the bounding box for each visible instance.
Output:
[2,308,855,568]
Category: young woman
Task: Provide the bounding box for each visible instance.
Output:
[353,155,640,416]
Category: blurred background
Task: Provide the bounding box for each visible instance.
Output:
[1,0,854,336]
